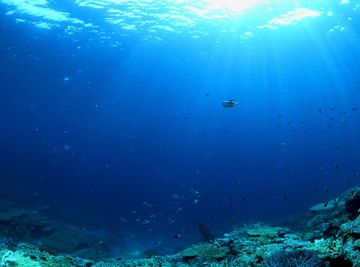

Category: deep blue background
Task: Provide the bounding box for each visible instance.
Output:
[0,1,360,254]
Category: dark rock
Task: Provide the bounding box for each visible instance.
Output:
[345,190,360,220]
[329,255,353,267]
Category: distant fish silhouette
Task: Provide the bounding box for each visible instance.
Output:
[222,99,238,108]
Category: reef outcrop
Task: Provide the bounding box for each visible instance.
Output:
[0,185,359,266]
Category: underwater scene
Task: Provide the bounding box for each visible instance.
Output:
[0,0,360,266]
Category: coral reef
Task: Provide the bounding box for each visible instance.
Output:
[263,249,321,267]
[0,185,359,266]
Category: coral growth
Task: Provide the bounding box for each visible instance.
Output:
[263,249,321,267]
[1,186,360,266]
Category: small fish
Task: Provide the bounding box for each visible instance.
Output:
[174,233,182,239]
[222,99,238,108]
[142,201,153,208]
[171,194,180,200]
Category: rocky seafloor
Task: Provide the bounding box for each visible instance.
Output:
[0,186,360,267]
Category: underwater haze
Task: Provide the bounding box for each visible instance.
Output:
[0,0,360,257]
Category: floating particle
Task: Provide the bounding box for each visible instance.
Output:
[63,144,71,150]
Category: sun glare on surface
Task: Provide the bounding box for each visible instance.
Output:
[205,0,262,13]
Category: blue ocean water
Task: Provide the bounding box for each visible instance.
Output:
[0,0,359,257]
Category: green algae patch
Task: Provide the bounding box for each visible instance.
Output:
[0,243,94,267]
[181,243,229,262]
[246,226,287,244]
[0,250,41,267]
